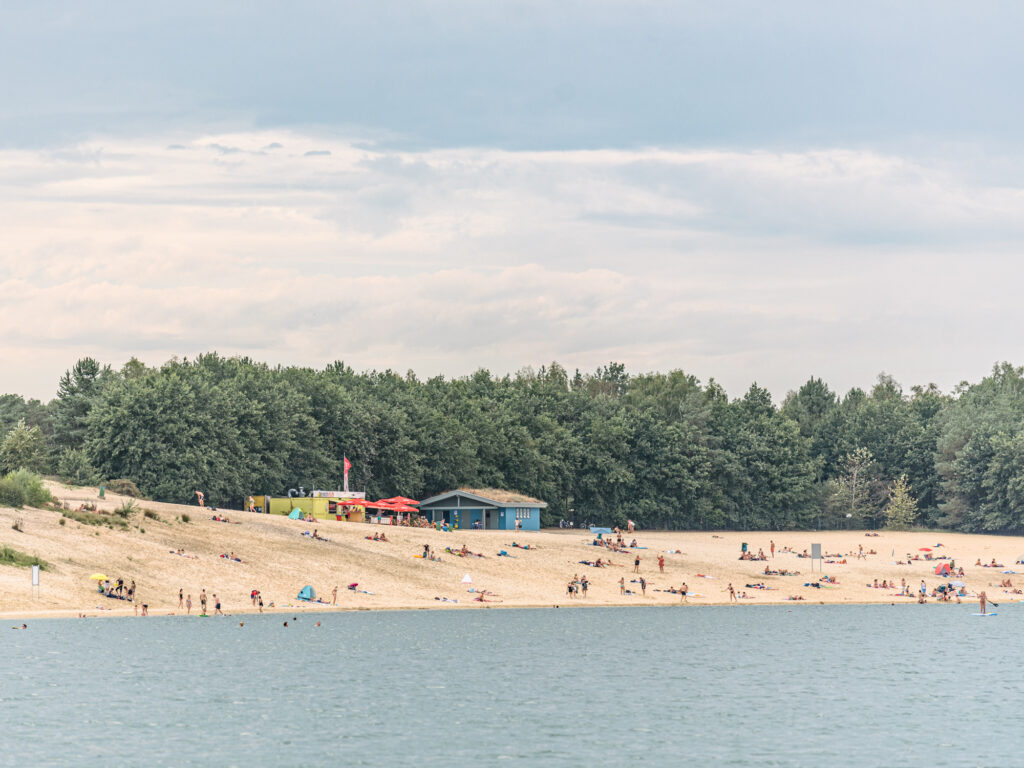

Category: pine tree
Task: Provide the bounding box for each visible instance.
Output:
[884,474,918,530]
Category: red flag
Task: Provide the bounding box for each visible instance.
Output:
[343,456,352,492]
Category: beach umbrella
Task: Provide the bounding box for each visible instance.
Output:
[951,580,966,587]
[89,573,108,581]
[380,496,420,506]
[389,504,419,513]
[918,548,932,552]
[461,573,472,584]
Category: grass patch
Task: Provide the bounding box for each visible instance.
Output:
[0,545,49,570]
[62,509,128,530]
[180,513,190,524]
[143,509,160,521]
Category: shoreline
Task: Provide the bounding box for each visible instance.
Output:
[1,597,998,622]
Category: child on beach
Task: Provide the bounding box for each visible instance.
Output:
[186,594,192,614]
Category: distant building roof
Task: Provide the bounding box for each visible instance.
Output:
[419,487,548,509]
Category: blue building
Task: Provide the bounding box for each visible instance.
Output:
[417,488,546,531]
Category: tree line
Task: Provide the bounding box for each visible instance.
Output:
[3,354,1024,532]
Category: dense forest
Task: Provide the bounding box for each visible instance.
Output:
[4,355,1024,532]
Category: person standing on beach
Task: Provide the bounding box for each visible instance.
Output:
[332,586,338,606]
[195,490,205,508]
[680,582,688,602]
[770,540,775,558]
[727,583,736,602]
[619,577,625,595]
[127,581,135,602]
[920,580,926,596]
[200,589,208,614]
[186,594,192,615]
[214,595,223,615]
[634,555,641,573]
[658,555,665,573]
[640,577,647,596]
[178,589,183,609]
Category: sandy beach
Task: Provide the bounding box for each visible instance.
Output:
[1,482,1022,619]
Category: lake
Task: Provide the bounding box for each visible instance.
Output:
[1,605,1020,767]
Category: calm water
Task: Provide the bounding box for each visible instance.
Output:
[1,605,1021,767]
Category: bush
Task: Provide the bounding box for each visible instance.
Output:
[143,509,160,521]
[180,513,190,524]
[57,449,100,486]
[0,476,27,508]
[115,499,138,518]
[105,478,142,498]
[0,545,48,570]
[58,518,66,526]
[0,469,52,509]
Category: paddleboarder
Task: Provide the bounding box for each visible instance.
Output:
[979,591,987,615]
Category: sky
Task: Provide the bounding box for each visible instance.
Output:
[3,1,1024,401]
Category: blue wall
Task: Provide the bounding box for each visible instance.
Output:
[423,506,541,530]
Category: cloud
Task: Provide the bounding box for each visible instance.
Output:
[1,129,1022,400]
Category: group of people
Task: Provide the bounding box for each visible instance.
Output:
[177,588,224,616]
[567,574,590,597]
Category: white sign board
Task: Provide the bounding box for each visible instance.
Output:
[31,564,39,586]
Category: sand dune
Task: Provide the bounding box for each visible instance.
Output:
[1,482,1022,618]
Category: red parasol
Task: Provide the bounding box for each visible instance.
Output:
[388,504,419,513]
[378,496,420,506]
[918,547,932,552]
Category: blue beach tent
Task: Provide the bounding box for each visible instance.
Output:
[288,509,303,520]
[297,585,316,601]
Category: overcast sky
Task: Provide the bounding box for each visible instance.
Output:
[3,1,1024,401]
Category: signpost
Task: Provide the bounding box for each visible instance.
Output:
[31,564,40,598]
[811,543,822,572]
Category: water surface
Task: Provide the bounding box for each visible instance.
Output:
[1,605,1019,767]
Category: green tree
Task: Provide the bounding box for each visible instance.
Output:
[57,448,100,485]
[52,357,110,451]
[0,420,49,474]
[828,447,880,527]
[884,474,918,529]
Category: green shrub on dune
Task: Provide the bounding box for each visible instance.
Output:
[0,545,49,570]
[104,478,142,498]
[0,470,52,509]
